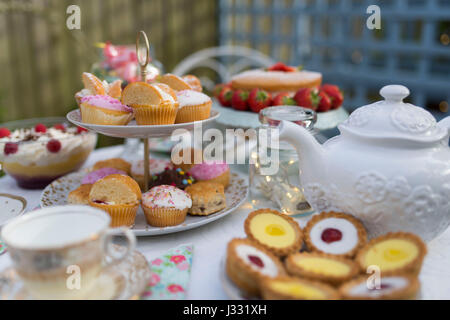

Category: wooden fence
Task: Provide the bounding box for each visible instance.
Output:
[0,0,218,125]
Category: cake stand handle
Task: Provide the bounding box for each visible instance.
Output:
[136,30,151,191]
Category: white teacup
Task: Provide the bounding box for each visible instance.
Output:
[1,205,136,300]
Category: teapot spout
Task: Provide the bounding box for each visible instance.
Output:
[278,120,325,165]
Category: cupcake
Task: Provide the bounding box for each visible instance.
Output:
[159,73,193,91]
[81,167,126,185]
[93,158,131,175]
[189,161,230,188]
[181,75,203,92]
[88,174,142,227]
[175,90,212,123]
[121,82,178,125]
[68,184,92,205]
[131,158,172,190]
[75,72,122,105]
[149,167,194,190]
[185,182,226,216]
[80,95,133,125]
[141,185,192,227]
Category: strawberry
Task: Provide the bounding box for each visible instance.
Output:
[267,62,298,72]
[213,83,230,98]
[34,123,47,133]
[321,84,344,109]
[248,88,272,113]
[217,86,233,107]
[293,88,320,110]
[77,126,88,134]
[317,90,332,112]
[0,127,11,138]
[53,124,66,132]
[272,92,297,106]
[231,90,249,111]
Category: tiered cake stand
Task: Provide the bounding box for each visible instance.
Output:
[64,31,248,236]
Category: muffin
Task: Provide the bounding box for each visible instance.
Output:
[121,82,178,125]
[171,147,203,172]
[68,184,92,205]
[181,75,203,92]
[79,95,133,125]
[189,161,230,188]
[88,174,142,227]
[175,90,212,123]
[131,158,172,190]
[81,167,126,185]
[226,238,285,297]
[149,167,194,190]
[93,158,131,175]
[185,182,226,216]
[141,185,192,227]
[159,73,193,91]
[244,209,303,257]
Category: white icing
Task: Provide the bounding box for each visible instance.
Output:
[176,90,211,109]
[349,277,408,297]
[231,69,322,82]
[309,218,358,255]
[142,185,192,210]
[235,244,279,277]
[131,158,171,176]
[0,128,96,166]
[153,85,175,103]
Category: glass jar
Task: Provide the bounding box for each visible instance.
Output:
[249,106,324,216]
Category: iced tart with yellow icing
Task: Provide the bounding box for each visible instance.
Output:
[304,212,367,258]
[356,232,426,276]
[285,252,359,286]
[339,274,420,300]
[226,238,285,296]
[260,276,339,300]
[244,209,303,257]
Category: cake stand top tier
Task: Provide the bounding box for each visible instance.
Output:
[66,109,220,138]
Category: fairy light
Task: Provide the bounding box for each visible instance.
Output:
[439,101,449,113]
[440,33,450,46]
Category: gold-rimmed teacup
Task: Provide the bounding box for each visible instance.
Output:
[1,205,136,299]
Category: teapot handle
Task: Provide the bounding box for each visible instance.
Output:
[438,116,450,134]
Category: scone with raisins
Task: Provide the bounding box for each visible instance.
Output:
[185,182,226,215]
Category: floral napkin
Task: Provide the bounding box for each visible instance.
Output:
[140,244,193,300]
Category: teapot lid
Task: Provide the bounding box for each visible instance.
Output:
[339,85,447,143]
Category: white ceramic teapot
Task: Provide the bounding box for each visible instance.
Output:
[278,85,450,241]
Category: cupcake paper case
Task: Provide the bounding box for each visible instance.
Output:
[175,90,212,123]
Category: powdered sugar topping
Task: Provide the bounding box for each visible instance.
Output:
[176,90,211,108]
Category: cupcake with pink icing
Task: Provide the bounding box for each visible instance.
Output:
[141,185,192,227]
[80,95,133,125]
[189,161,230,188]
[175,90,212,123]
[81,167,127,185]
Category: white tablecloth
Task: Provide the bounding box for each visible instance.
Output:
[0,145,449,299]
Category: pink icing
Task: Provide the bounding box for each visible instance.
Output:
[82,167,126,185]
[188,161,229,180]
[80,95,132,112]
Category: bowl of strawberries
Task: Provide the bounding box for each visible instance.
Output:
[212,62,348,130]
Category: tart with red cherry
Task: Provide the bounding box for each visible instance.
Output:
[303,211,367,258]
[226,238,286,297]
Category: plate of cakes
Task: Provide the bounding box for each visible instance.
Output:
[212,62,348,130]
[40,154,249,236]
[67,72,219,138]
[221,210,426,300]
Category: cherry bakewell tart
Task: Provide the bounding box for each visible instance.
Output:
[260,276,339,300]
[339,274,420,300]
[356,232,426,276]
[244,209,303,257]
[303,212,367,258]
[226,238,285,297]
[285,252,359,286]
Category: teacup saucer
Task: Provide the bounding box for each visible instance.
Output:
[0,245,151,300]
[0,193,27,228]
